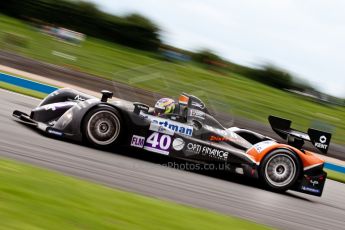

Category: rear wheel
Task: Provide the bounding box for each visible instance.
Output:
[259,149,301,192]
[83,107,122,148]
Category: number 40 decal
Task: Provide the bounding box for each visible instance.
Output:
[144,132,172,155]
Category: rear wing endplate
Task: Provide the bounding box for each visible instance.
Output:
[268,115,332,154]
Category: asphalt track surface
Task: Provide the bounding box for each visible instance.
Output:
[1,89,345,230]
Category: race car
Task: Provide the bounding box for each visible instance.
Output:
[12,88,331,196]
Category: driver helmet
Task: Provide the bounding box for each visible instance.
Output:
[154,98,175,116]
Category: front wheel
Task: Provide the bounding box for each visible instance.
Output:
[259,149,301,192]
[83,106,122,148]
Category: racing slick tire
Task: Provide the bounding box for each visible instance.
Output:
[259,149,301,192]
[82,106,122,148]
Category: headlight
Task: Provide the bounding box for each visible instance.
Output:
[60,109,73,129]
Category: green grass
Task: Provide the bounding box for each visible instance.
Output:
[0,14,344,144]
[325,169,345,184]
[0,158,271,230]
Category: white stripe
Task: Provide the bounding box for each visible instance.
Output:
[144,146,169,155]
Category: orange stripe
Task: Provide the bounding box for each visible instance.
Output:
[247,143,324,169]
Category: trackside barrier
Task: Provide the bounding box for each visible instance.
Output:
[0,72,58,94]
[324,162,345,174]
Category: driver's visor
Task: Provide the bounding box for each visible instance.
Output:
[154,108,166,116]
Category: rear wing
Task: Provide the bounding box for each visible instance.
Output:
[268,116,332,154]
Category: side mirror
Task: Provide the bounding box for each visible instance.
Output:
[133,102,149,115]
[101,90,113,102]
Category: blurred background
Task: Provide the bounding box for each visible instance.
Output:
[1,2,345,229]
[0,0,344,144]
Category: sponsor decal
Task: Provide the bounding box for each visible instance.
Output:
[209,135,237,142]
[185,142,229,160]
[140,112,193,136]
[172,138,185,151]
[310,180,319,187]
[131,135,145,148]
[202,146,229,160]
[301,186,320,194]
[186,143,202,154]
[47,129,63,136]
[252,140,276,153]
[144,132,172,155]
[43,104,56,111]
[41,101,78,111]
[205,126,251,146]
[74,95,85,101]
[319,135,327,143]
[191,101,205,109]
[314,135,328,149]
[189,109,205,119]
[149,123,175,135]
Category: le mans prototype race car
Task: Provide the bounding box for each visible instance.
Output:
[13,88,332,196]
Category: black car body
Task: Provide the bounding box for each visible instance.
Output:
[13,88,331,196]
